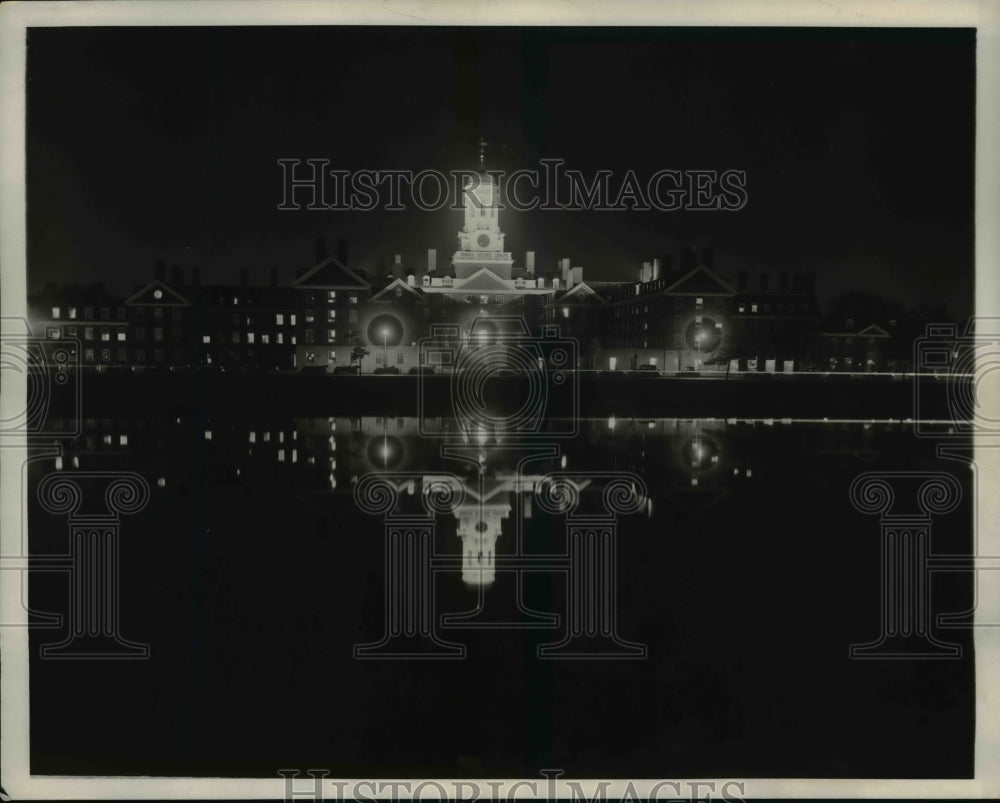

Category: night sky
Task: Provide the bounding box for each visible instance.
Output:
[27,26,974,316]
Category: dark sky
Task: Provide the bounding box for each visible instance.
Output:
[27,26,975,316]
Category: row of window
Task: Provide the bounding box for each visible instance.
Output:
[202,332,295,346]
[736,302,810,314]
[303,291,361,304]
[82,348,181,363]
[302,309,358,324]
[51,306,185,322]
[48,326,183,342]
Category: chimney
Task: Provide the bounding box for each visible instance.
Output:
[407,273,416,287]
[737,270,748,292]
[154,261,167,283]
[561,258,570,286]
[571,267,583,288]
[337,238,348,266]
[641,262,652,283]
[662,254,677,279]
[393,254,403,278]
[315,236,328,264]
[270,268,278,288]
[680,246,696,273]
[171,265,184,288]
[427,248,437,272]
[652,258,662,281]
[701,246,714,270]
[759,273,769,293]
[779,271,789,294]
[526,251,535,275]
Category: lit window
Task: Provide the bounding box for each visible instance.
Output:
[262,333,270,344]
[277,333,283,344]
[751,304,758,313]
[562,307,569,319]
[52,307,60,319]
[290,314,296,325]
[327,309,336,322]
[328,291,337,302]
[247,332,255,344]
[327,329,336,343]
[275,313,284,326]
[349,294,358,304]
[695,297,704,309]
[101,330,110,342]
[68,307,77,319]
[47,326,60,339]
[203,335,211,344]
[738,304,746,313]
[117,331,126,342]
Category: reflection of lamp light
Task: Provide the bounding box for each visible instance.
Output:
[381,327,389,368]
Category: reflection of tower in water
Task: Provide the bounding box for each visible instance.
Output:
[454,483,511,585]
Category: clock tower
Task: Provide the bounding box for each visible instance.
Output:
[451,171,514,280]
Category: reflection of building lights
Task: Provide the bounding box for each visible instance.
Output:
[561,455,567,468]
[157,477,166,488]
[329,473,336,489]
[608,414,616,431]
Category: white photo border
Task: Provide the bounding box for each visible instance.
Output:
[1,0,997,798]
